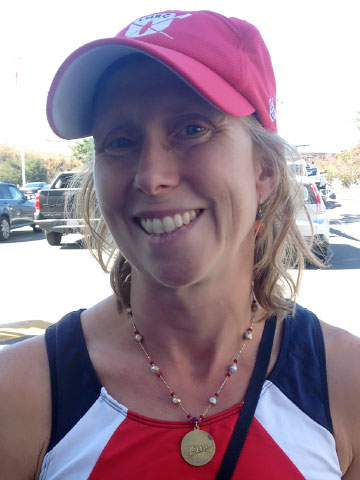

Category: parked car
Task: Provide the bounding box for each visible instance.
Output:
[0,181,41,241]
[20,182,49,198]
[34,172,86,245]
[305,166,327,190]
[296,178,330,263]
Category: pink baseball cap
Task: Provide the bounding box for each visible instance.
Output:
[47,10,277,139]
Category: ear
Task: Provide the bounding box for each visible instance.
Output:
[253,152,277,204]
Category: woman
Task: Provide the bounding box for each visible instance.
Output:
[0,10,359,479]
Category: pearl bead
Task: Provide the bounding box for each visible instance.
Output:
[209,396,217,405]
[172,397,181,404]
[151,365,160,373]
[244,330,253,340]
[135,334,143,342]
[229,363,238,373]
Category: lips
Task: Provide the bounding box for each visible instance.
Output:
[136,209,202,235]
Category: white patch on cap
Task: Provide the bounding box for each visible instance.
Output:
[125,12,192,39]
[269,97,276,122]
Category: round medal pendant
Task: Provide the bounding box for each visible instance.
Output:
[181,428,216,466]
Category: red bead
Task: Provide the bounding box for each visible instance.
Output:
[215,393,219,397]
[248,327,253,331]
[226,373,231,377]
[150,361,154,365]
[199,415,204,419]
[170,392,175,397]
[191,417,201,424]
[233,359,238,363]
[135,330,139,334]
[156,373,161,377]
[187,414,191,419]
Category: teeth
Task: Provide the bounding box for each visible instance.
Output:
[183,212,190,225]
[163,216,175,233]
[152,218,164,234]
[146,219,153,233]
[173,214,183,228]
[139,209,200,235]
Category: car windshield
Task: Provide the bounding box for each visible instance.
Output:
[301,184,317,204]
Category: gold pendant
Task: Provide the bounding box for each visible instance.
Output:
[181,425,216,466]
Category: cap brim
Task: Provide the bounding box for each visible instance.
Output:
[47,37,255,139]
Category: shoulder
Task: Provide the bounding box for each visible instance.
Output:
[320,320,360,477]
[0,335,51,478]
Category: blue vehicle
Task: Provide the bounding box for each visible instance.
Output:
[0,181,40,241]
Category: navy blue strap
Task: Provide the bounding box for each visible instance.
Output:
[45,310,102,451]
[216,315,277,479]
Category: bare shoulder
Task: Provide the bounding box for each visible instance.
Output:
[0,335,51,479]
[320,321,360,478]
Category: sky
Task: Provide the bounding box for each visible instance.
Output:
[1,0,359,155]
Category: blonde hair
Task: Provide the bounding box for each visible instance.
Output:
[68,118,321,320]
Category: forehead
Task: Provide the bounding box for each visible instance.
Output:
[92,56,219,116]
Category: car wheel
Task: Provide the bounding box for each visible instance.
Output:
[0,216,10,241]
[45,231,62,246]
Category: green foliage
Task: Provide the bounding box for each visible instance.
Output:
[26,157,48,182]
[323,164,339,182]
[337,146,360,187]
[70,138,94,167]
[0,145,20,165]
[0,158,22,185]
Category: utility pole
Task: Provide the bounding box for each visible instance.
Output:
[16,57,26,186]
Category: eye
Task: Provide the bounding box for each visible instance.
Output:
[178,124,206,137]
[103,136,135,155]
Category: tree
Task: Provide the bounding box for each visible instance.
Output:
[0,145,20,165]
[70,138,94,167]
[26,157,48,182]
[337,146,360,187]
[0,158,22,185]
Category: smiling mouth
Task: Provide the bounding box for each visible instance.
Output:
[135,209,203,236]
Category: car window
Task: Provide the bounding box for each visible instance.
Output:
[0,184,12,199]
[54,174,74,189]
[8,185,23,201]
[302,184,316,204]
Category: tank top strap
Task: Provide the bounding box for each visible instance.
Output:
[268,304,333,433]
[45,309,102,451]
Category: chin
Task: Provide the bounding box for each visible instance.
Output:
[144,261,210,290]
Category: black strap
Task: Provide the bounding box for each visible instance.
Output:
[215,314,277,480]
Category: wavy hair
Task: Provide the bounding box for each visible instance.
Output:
[67,114,322,320]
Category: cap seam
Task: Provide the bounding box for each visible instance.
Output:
[203,11,249,97]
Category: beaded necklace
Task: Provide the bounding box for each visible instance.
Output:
[126,298,258,466]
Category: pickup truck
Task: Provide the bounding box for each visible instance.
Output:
[34,172,85,245]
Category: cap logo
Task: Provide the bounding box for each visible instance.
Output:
[269,98,276,122]
[125,12,192,39]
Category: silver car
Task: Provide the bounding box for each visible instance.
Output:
[297,178,330,263]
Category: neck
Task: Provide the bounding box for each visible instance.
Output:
[128,265,258,375]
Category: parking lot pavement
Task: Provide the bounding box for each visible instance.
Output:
[1,187,359,347]
[0,320,53,349]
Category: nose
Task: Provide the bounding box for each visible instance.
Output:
[133,138,180,196]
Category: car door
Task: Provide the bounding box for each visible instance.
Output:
[7,185,35,226]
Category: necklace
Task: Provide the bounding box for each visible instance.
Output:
[126,298,258,467]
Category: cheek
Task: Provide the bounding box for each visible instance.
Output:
[94,159,130,218]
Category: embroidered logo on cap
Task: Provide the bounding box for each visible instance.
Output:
[125,12,192,39]
[269,98,276,122]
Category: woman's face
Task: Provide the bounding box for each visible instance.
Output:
[93,59,274,288]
